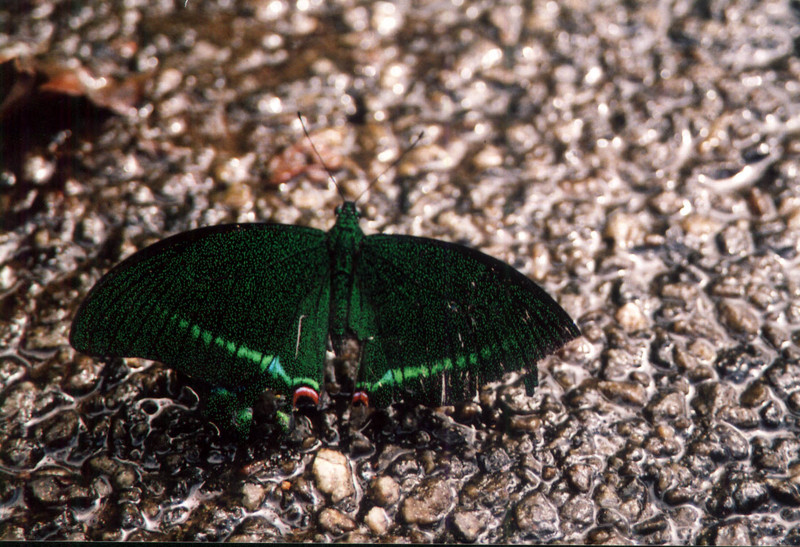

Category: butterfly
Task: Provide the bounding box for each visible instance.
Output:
[70,133,579,437]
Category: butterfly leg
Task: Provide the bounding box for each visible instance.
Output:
[523,368,538,396]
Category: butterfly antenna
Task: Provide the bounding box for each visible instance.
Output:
[297,112,347,202]
[354,129,425,205]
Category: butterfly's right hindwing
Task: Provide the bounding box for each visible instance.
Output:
[70,224,331,399]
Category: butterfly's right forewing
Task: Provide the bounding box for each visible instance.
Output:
[351,234,579,407]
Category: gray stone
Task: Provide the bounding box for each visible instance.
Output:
[565,463,594,493]
[401,476,456,525]
[318,507,356,535]
[452,510,488,542]
[718,300,760,336]
[515,492,559,540]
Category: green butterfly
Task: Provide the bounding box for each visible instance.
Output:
[71,166,579,438]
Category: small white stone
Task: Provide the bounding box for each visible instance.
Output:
[472,145,504,170]
[605,211,645,249]
[369,476,400,506]
[22,155,55,185]
[365,506,391,535]
[312,449,354,502]
[240,482,265,511]
[615,302,649,333]
[154,67,183,98]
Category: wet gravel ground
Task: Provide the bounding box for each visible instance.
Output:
[2,0,800,543]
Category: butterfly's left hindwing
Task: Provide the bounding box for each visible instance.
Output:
[70,224,331,400]
[352,234,579,407]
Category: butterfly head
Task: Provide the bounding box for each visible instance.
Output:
[335,201,362,221]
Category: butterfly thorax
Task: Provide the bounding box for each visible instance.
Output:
[327,201,364,354]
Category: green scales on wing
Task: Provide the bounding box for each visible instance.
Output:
[70,201,580,436]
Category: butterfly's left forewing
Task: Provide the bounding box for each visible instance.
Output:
[351,234,579,407]
[70,224,331,400]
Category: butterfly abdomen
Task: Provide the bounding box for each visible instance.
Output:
[327,201,365,354]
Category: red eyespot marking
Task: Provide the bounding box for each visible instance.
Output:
[292,386,319,407]
[351,391,369,407]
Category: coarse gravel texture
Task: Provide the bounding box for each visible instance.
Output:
[2,0,800,543]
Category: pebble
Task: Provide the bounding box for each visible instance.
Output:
[472,145,504,170]
[452,510,488,542]
[601,347,641,382]
[593,484,621,509]
[718,222,754,256]
[718,300,761,336]
[762,323,791,349]
[27,476,64,506]
[477,447,512,473]
[508,414,544,433]
[515,492,559,540]
[699,518,752,545]
[564,380,604,409]
[312,449,354,503]
[766,359,800,397]
[597,380,647,407]
[586,525,628,544]
[682,213,721,237]
[112,466,137,489]
[644,391,686,421]
[1,437,44,468]
[317,507,356,535]
[596,507,628,530]
[691,382,737,418]
[0,382,39,425]
[689,423,749,462]
[40,410,79,448]
[342,531,371,543]
[615,302,649,332]
[648,190,685,215]
[645,424,681,458]
[119,502,144,529]
[789,391,800,413]
[767,477,800,506]
[559,494,593,530]
[364,506,391,536]
[401,476,456,525]
[752,437,787,473]
[634,513,669,537]
[369,476,400,507]
[65,356,103,394]
[617,480,646,522]
[230,516,281,541]
[461,471,519,509]
[565,463,594,494]
[604,211,645,249]
[654,463,695,505]
[240,482,266,511]
[707,469,769,517]
[739,381,770,407]
[717,405,760,429]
